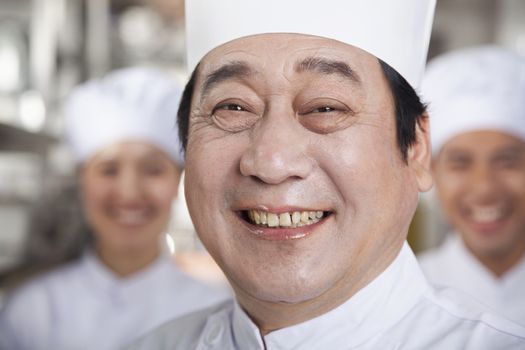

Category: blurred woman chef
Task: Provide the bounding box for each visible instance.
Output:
[0,67,229,350]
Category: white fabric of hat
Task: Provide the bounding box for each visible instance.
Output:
[65,67,184,166]
[185,0,436,89]
[422,46,525,155]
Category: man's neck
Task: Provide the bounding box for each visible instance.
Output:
[234,248,399,335]
[239,289,353,335]
[476,247,525,278]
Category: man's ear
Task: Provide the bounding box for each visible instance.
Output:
[408,114,433,192]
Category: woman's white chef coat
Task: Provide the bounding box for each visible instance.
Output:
[126,242,525,350]
[418,233,525,326]
[0,250,230,350]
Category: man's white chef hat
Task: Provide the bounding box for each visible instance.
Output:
[185,0,436,89]
[422,46,525,155]
[65,67,184,166]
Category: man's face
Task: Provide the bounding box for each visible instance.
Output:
[433,131,525,262]
[184,34,431,308]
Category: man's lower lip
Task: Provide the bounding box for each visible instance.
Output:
[467,219,507,235]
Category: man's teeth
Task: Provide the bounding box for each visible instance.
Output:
[470,206,504,223]
[248,210,325,228]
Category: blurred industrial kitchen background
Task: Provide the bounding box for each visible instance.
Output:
[0,0,524,300]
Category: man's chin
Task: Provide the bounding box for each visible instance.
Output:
[234,278,333,306]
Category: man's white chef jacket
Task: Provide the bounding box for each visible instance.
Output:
[419,233,525,326]
[127,242,525,350]
[0,251,230,350]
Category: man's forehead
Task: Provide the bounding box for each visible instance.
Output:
[439,130,525,155]
[199,57,363,98]
[199,34,374,71]
[195,34,379,92]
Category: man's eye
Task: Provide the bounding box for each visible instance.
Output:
[312,106,336,113]
[215,104,245,112]
[211,102,259,132]
[494,155,521,170]
[446,158,470,170]
[297,99,355,134]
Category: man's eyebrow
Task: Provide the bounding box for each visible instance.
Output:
[201,61,254,98]
[295,57,361,83]
[494,146,525,158]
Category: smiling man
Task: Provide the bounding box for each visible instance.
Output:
[418,46,525,326]
[128,1,525,349]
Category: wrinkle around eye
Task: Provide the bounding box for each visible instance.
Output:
[188,109,216,136]
[298,109,358,134]
[294,96,358,134]
[209,100,260,132]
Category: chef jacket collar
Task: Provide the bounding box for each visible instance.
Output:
[81,249,175,303]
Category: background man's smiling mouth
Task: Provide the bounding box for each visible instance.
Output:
[467,204,506,224]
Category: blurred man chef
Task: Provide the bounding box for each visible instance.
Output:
[418,46,525,326]
[0,67,229,350]
[128,1,525,349]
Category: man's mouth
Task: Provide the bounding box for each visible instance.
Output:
[463,203,511,235]
[243,209,331,228]
[469,204,505,224]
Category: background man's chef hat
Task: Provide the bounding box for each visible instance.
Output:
[422,46,525,155]
[65,67,184,166]
[185,0,436,88]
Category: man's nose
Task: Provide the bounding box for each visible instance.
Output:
[469,162,497,196]
[239,111,315,184]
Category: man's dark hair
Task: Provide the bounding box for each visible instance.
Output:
[177,60,426,162]
[177,65,199,154]
[378,59,427,161]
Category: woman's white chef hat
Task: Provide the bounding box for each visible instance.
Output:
[65,67,184,166]
[184,0,436,89]
[422,45,525,155]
